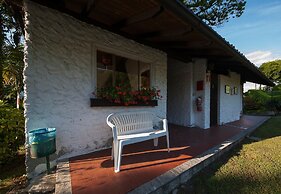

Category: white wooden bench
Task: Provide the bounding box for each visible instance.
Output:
[106,111,170,173]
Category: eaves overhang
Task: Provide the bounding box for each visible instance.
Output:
[9,0,274,86]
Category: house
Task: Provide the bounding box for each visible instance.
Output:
[18,0,274,177]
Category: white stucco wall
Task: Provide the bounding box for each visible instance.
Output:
[218,71,242,124]
[24,1,167,176]
[167,58,209,129]
[167,59,193,126]
[192,59,210,129]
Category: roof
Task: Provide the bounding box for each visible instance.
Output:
[15,0,275,86]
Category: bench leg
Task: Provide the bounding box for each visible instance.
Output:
[153,138,158,147]
[166,132,170,152]
[115,142,123,173]
[114,141,119,172]
[111,141,114,160]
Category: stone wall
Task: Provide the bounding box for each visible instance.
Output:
[24,1,167,177]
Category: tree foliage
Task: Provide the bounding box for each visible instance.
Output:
[244,88,281,115]
[0,100,24,164]
[181,0,246,26]
[0,1,23,107]
[259,60,281,84]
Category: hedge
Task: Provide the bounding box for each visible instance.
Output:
[0,101,25,164]
[244,89,281,114]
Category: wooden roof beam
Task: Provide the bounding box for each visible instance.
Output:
[137,27,193,39]
[208,57,238,64]
[80,0,98,19]
[167,48,229,58]
[112,6,164,29]
[156,40,214,49]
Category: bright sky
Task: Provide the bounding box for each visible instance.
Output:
[214,0,281,91]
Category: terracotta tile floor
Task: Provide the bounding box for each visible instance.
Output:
[69,115,267,194]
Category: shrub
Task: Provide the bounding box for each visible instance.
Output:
[272,84,281,91]
[244,87,281,114]
[246,90,270,105]
[243,96,263,110]
[266,99,281,115]
[0,101,25,164]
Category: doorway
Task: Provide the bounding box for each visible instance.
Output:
[210,73,218,126]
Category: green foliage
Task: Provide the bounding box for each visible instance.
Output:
[95,85,162,106]
[246,90,270,105]
[0,101,24,164]
[2,45,24,103]
[266,99,281,114]
[243,95,262,111]
[244,88,281,114]
[181,0,246,26]
[259,60,281,84]
[272,84,281,91]
[0,1,24,106]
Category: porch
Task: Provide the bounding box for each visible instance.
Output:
[55,115,269,194]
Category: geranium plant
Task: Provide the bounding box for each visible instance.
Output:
[94,84,162,106]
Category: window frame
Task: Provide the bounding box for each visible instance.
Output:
[95,49,152,90]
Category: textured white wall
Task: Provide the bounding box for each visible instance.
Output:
[218,72,242,124]
[192,59,210,129]
[167,58,193,126]
[24,1,167,176]
[167,58,209,129]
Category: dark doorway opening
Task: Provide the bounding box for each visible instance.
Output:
[210,73,218,126]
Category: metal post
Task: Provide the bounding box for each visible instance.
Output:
[46,155,51,174]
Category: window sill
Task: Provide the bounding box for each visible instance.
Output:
[90,98,158,107]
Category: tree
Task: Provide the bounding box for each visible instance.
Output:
[3,44,24,108]
[259,60,281,84]
[181,0,246,26]
[0,1,24,108]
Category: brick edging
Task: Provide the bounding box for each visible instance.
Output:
[129,116,270,194]
[55,160,72,194]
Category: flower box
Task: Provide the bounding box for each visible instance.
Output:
[90,98,158,107]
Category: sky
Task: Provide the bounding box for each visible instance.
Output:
[213,0,281,91]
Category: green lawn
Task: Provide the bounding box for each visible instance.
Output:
[183,116,281,194]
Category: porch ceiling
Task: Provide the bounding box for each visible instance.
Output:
[27,0,274,86]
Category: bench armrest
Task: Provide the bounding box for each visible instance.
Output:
[162,118,168,132]
[154,116,168,132]
[107,113,118,141]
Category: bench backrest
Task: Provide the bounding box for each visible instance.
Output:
[108,111,154,135]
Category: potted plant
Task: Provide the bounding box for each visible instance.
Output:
[91,84,162,107]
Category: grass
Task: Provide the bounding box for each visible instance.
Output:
[181,116,281,194]
[0,146,27,194]
[251,116,281,139]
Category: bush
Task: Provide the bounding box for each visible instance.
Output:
[243,96,263,110]
[0,101,25,164]
[267,97,281,115]
[244,90,270,112]
[244,87,281,114]
[246,90,270,105]
[272,84,281,91]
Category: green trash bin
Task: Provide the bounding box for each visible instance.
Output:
[28,128,56,174]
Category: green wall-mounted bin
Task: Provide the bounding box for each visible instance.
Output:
[28,128,56,173]
[28,128,56,158]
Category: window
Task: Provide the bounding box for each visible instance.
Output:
[225,85,231,94]
[97,50,150,90]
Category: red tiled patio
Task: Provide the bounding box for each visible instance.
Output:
[68,115,268,194]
